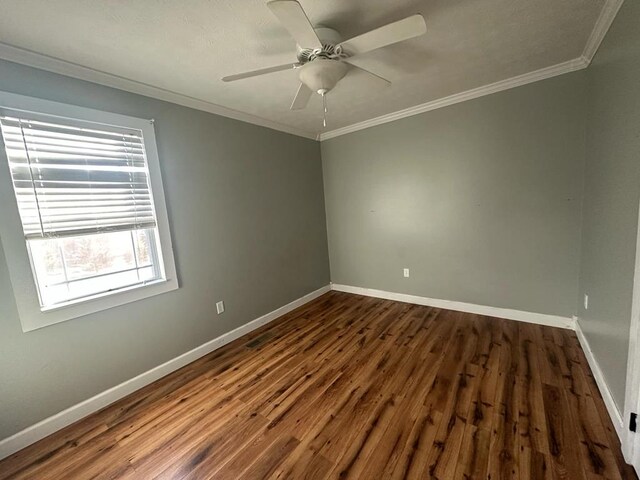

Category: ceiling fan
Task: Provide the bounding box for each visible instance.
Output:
[222,0,427,126]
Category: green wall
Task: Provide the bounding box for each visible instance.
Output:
[1,2,639,442]
[0,59,330,439]
[322,72,586,318]
[577,0,640,411]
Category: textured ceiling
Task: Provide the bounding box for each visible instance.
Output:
[0,0,605,137]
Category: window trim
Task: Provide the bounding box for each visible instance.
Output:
[0,91,178,332]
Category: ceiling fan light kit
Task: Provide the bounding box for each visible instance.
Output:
[222,0,427,127]
[298,60,348,95]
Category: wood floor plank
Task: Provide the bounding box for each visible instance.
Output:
[355,351,445,479]
[542,383,588,480]
[454,423,491,479]
[267,445,333,480]
[519,447,555,480]
[517,323,550,455]
[0,292,635,480]
[487,319,520,480]
[390,409,443,480]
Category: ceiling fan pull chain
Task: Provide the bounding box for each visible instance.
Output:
[322,92,327,127]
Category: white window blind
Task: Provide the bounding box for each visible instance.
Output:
[0,114,156,239]
[0,92,178,331]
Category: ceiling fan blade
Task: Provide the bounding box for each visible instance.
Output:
[345,61,391,89]
[338,14,426,56]
[267,0,322,49]
[290,83,313,110]
[222,63,299,82]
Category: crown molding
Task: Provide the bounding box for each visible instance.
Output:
[0,42,317,141]
[319,0,623,141]
[319,56,590,141]
[583,0,624,61]
[0,0,622,143]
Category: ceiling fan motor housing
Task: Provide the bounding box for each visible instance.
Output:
[296,26,344,63]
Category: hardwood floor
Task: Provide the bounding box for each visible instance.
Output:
[0,291,636,479]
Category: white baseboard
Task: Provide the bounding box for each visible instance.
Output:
[331,284,575,330]
[0,284,331,461]
[574,319,625,441]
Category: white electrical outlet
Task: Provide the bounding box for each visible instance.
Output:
[584,294,589,310]
[403,268,410,278]
[216,301,225,314]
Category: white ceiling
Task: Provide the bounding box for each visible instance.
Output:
[0,0,613,139]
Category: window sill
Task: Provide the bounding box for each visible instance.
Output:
[40,278,171,313]
[16,277,179,332]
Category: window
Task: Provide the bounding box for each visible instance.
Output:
[0,92,177,331]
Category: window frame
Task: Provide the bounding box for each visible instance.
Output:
[0,91,178,332]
